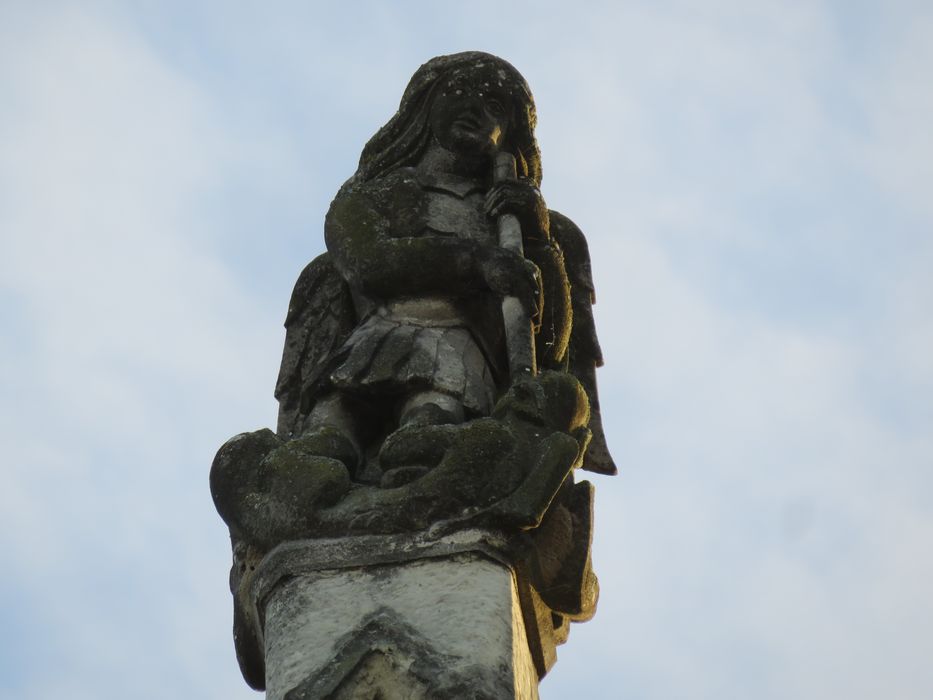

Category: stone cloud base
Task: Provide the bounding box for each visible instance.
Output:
[249,530,548,699]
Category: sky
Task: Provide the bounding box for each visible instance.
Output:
[1,1,931,698]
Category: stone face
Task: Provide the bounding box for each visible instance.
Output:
[211,51,616,695]
[255,533,539,700]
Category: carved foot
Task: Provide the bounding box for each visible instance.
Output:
[378,423,458,475]
[292,425,362,474]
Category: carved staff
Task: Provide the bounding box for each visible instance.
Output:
[493,152,536,379]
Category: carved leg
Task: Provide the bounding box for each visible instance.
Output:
[299,393,363,475]
[371,391,465,488]
[399,390,465,427]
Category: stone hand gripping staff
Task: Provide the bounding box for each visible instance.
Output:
[494,150,536,380]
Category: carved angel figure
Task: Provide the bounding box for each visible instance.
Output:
[275,51,615,480]
[211,52,617,688]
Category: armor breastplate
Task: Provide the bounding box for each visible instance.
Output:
[421,177,496,246]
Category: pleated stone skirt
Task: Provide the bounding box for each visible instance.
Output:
[329,313,497,415]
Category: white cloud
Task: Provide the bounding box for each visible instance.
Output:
[855,14,933,221]
[0,7,273,698]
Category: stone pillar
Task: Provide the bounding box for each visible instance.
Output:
[249,529,544,700]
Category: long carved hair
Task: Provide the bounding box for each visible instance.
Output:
[351,52,542,186]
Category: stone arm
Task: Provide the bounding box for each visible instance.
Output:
[325,181,536,304]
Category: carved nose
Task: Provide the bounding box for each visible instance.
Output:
[462,93,486,114]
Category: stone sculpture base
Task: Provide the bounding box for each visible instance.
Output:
[249,529,547,699]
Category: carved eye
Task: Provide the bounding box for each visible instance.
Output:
[486,99,505,117]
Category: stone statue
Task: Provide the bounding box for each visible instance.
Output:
[211,52,616,695]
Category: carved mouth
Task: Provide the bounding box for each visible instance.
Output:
[453,117,482,130]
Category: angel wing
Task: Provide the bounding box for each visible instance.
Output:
[549,211,617,476]
[274,252,356,438]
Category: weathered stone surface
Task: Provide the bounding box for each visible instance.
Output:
[212,371,588,544]
[253,532,539,700]
[211,51,617,696]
